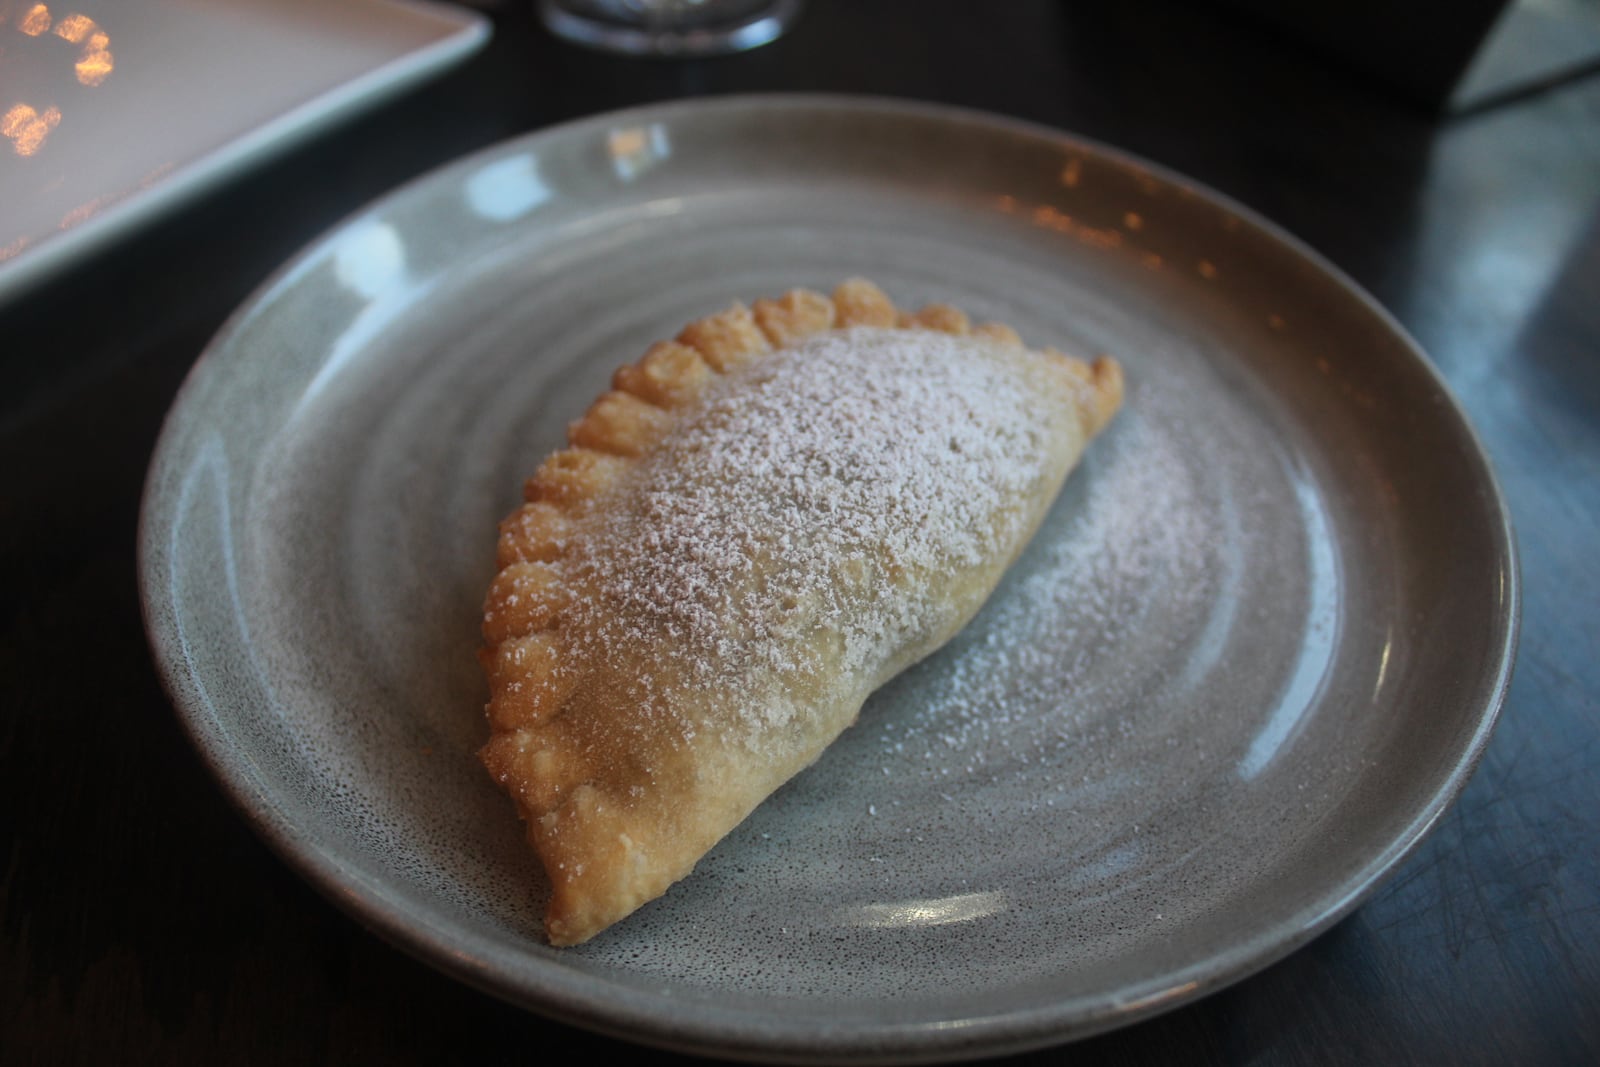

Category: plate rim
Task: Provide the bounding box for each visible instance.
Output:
[137,92,1520,1063]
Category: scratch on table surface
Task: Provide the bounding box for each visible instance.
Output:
[1363,720,1599,965]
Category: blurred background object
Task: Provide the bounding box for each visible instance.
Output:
[0,0,487,303]
[537,0,801,56]
[1223,0,1600,111]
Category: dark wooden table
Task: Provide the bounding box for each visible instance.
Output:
[4,3,1597,1063]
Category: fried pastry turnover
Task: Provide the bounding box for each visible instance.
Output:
[479,279,1122,945]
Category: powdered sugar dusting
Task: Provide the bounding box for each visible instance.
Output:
[900,415,1206,719]
[872,365,1259,785]
[566,327,1075,737]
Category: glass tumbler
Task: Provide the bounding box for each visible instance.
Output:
[538,0,803,57]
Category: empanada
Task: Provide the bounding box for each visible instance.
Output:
[479,279,1123,945]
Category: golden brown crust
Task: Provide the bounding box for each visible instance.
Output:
[495,502,571,568]
[1084,356,1125,436]
[752,288,836,346]
[675,303,770,372]
[482,633,571,732]
[481,560,567,645]
[523,448,630,505]
[831,278,897,327]
[902,303,971,334]
[1046,349,1125,437]
[971,321,1022,346]
[481,729,589,814]
[568,390,673,457]
[479,280,1124,946]
[612,341,713,408]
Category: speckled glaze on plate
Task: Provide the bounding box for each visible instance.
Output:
[138,96,1517,1063]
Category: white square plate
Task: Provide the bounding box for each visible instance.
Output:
[0,0,488,301]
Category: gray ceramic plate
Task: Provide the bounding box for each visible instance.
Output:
[139,96,1517,1063]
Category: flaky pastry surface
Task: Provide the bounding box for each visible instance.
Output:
[479,279,1123,945]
